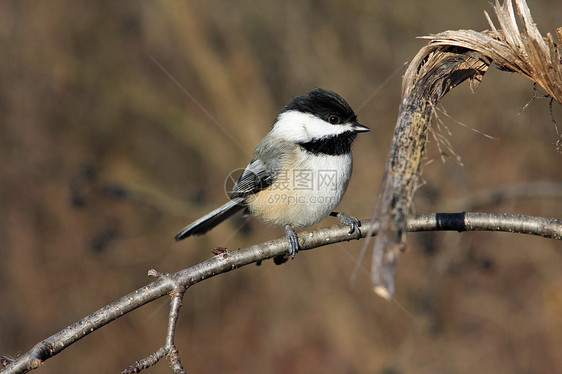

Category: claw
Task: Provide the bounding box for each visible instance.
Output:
[284,224,300,258]
[333,212,362,238]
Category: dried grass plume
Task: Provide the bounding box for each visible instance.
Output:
[371,0,562,298]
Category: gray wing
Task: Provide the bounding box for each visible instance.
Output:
[230,134,291,199]
[230,158,274,199]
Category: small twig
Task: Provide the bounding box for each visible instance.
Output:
[165,289,184,349]
[166,346,186,374]
[164,288,186,374]
[1,212,561,373]
[122,347,167,374]
[122,273,187,374]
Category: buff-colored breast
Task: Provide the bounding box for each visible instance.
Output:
[246,150,352,228]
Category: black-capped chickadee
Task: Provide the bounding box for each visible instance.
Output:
[175,88,370,258]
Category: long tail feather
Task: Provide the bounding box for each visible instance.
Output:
[175,199,245,240]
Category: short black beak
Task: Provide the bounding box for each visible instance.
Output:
[352,123,370,133]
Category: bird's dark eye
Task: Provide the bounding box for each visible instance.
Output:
[328,115,340,124]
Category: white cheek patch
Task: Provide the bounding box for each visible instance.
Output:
[271,110,354,142]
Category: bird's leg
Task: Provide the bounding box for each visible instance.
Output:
[330,211,362,238]
[284,224,300,258]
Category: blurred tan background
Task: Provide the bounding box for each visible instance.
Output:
[1,1,561,373]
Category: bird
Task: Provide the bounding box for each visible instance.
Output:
[175,88,370,259]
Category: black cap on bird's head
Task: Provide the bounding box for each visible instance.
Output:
[280,88,369,133]
[271,88,369,156]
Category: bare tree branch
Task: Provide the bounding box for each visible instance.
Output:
[2,212,561,374]
[371,0,562,298]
